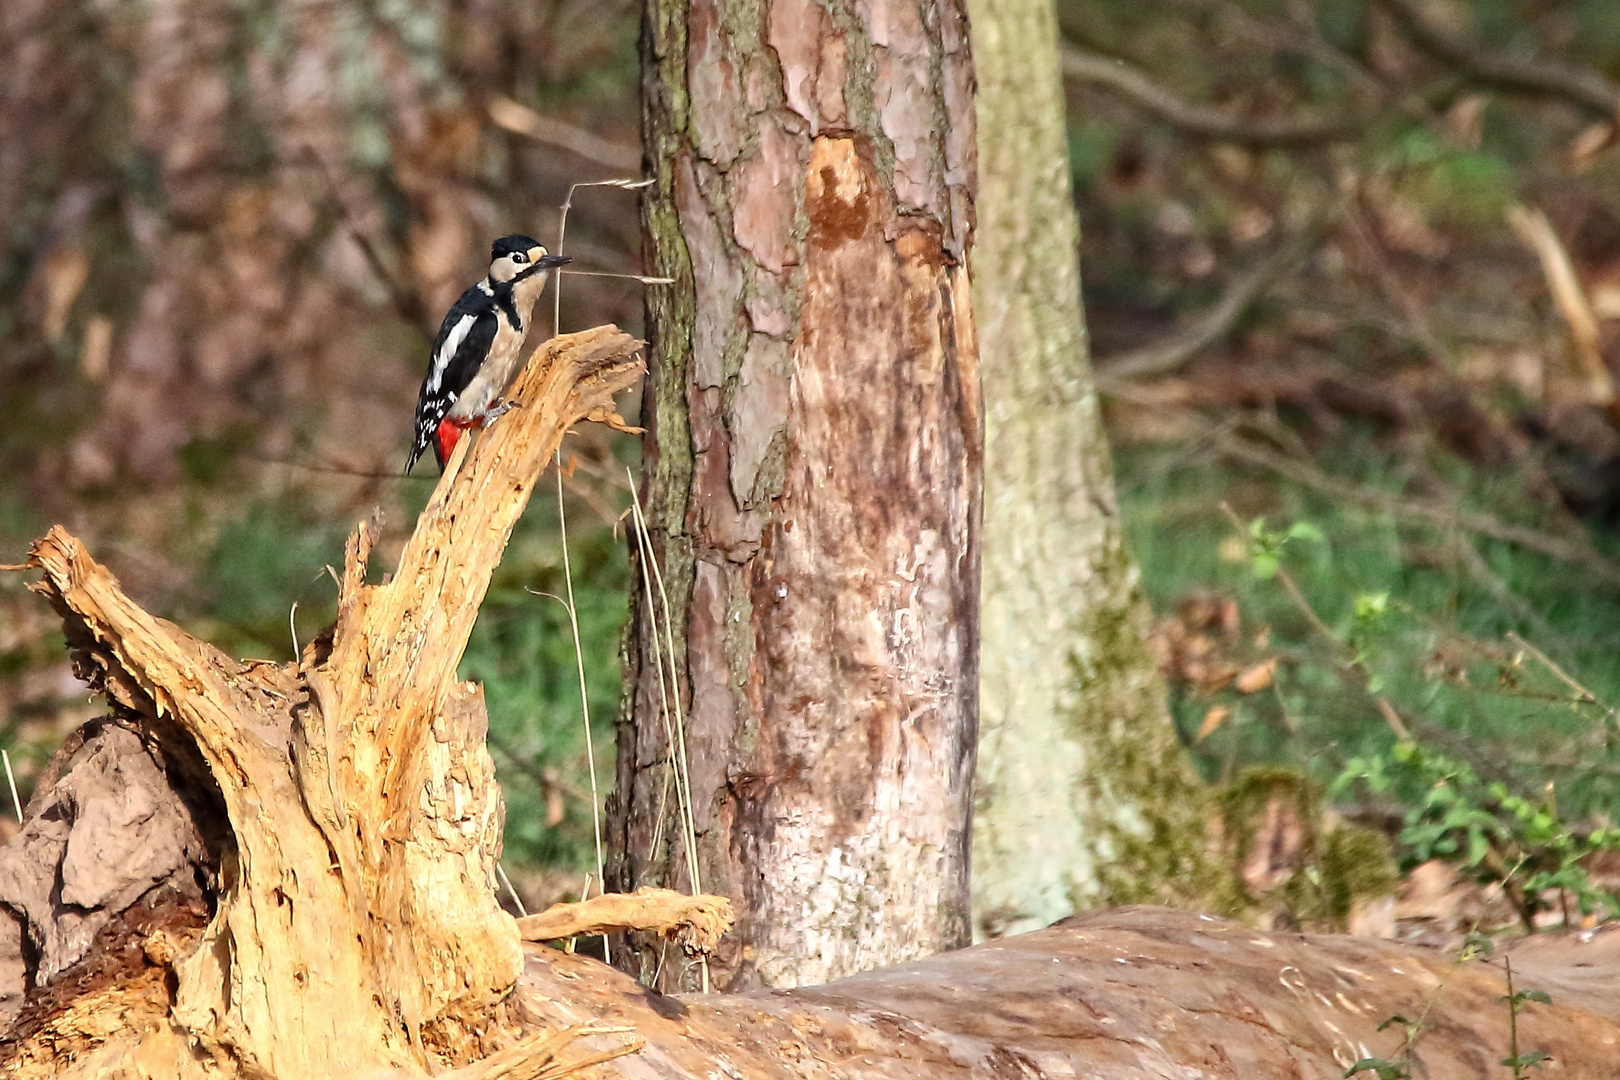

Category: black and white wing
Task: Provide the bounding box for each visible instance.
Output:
[405,286,499,474]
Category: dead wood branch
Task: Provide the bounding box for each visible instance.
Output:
[1099,210,1338,379]
[4,325,644,1080]
[437,1024,644,1080]
[1061,45,1358,147]
[1381,0,1620,120]
[1506,204,1617,410]
[1215,430,1620,588]
[486,96,642,173]
[517,888,733,957]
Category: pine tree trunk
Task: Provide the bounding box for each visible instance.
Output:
[613,0,982,990]
[967,0,1211,938]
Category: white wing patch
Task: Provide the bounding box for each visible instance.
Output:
[428,314,476,392]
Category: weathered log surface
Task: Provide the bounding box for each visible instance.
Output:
[514,906,1620,1080]
[6,322,1619,1080]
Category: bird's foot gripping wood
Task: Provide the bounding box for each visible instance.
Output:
[483,399,519,425]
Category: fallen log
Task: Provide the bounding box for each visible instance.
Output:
[506,906,1620,1080]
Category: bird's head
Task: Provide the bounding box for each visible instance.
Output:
[489,235,571,285]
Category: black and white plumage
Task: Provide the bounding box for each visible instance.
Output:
[405,235,571,474]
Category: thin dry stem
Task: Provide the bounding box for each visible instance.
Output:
[555,456,608,962]
[486,96,641,172]
[628,481,702,898]
[627,469,701,900]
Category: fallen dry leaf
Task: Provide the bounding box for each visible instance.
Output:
[1234,658,1278,694]
[1196,706,1230,742]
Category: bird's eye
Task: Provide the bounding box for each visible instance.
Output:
[512,252,528,264]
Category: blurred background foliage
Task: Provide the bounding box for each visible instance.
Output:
[4,0,1620,926]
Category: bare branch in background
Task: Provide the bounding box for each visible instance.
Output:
[1215,431,1620,589]
[487,96,642,174]
[1380,0,1620,120]
[1505,203,1617,411]
[1060,46,1358,147]
[1097,209,1339,379]
[299,148,432,337]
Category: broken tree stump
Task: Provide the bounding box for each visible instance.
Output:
[2,326,646,1079]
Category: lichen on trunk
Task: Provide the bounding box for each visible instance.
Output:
[966,0,1216,939]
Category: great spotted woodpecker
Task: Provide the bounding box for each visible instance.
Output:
[405,235,571,474]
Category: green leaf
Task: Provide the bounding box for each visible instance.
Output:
[1500,1049,1551,1070]
[1344,1057,1409,1080]
[1354,592,1389,619]
[1521,989,1552,1006]
[1287,521,1325,543]
[1252,552,1279,580]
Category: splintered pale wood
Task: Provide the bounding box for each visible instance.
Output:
[310,324,645,1050]
[517,889,733,956]
[19,326,645,1080]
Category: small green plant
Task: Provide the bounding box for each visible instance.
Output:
[1196,506,1620,930]
[1244,516,1323,581]
[1344,901,1531,1079]
[1333,741,1620,930]
[1499,957,1553,1078]
[1124,452,1620,830]
[1343,1015,1416,1080]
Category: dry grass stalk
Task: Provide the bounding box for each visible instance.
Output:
[486,96,641,173]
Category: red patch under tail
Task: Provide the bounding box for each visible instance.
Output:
[435,417,467,468]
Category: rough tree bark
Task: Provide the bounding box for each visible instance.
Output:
[613,0,982,990]
[0,327,646,1080]
[967,0,1211,938]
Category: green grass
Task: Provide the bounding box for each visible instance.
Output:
[461,498,625,871]
[1116,435,1620,825]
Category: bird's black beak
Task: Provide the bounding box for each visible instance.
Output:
[537,254,572,270]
